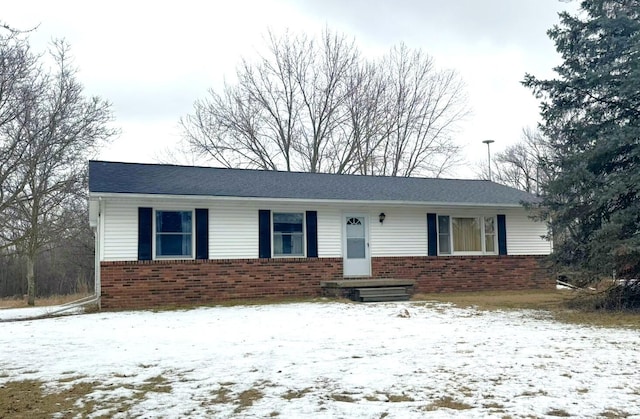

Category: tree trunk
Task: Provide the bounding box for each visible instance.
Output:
[26,255,35,306]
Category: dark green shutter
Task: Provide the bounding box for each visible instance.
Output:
[138,207,153,260]
[497,214,507,255]
[195,208,209,260]
[427,213,437,256]
[258,210,271,258]
[306,211,318,258]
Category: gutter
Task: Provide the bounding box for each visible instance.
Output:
[88,192,530,208]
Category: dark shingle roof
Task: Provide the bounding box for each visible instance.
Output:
[88,161,539,206]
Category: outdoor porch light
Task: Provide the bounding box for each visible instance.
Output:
[379,212,386,224]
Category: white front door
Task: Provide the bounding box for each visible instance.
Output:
[343,214,370,277]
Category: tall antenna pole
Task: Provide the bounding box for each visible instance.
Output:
[482,140,495,181]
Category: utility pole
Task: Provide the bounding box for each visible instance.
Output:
[482,139,495,181]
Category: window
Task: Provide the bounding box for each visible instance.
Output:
[437,215,497,255]
[484,216,496,254]
[438,215,451,255]
[155,210,193,258]
[346,217,366,258]
[273,212,304,256]
[453,217,482,252]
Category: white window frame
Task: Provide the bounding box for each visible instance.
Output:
[437,215,497,256]
[271,212,306,258]
[153,209,195,260]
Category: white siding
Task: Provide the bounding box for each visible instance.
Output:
[103,200,138,261]
[505,209,551,255]
[210,202,258,259]
[99,196,551,261]
[100,198,346,261]
[316,205,342,257]
[369,207,428,257]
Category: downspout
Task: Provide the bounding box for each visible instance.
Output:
[95,196,102,307]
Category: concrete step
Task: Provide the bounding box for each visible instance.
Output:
[355,287,409,295]
[353,287,411,302]
[360,294,411,302]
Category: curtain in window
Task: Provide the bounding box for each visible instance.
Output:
[453,217,481,252]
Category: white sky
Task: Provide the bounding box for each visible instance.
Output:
[4,0,576,178]
[1,301,638,417]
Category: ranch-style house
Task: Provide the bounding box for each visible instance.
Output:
[88,161,552,309]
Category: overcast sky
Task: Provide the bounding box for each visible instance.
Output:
[4,0,576,178]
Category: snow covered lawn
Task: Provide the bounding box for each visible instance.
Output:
[1,301,639,418]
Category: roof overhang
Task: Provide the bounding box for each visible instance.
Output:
[88,191,530,208]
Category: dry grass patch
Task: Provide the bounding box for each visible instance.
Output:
[554,309,640,329]
[0,373,176,418]
[138,375,172,393]
[202,381,268,414]
[519,389,549,397]
[0,379,99,418]
[422,396,473,411]
[386,393,414,402]
[415,290,570,311]
[0,293,93,309]
[234,388,264,413]
[210,385,233,404]
[330,393,358,402]
[416,290,640,329]
[600,408,630,418]
[281,387,312,400]
[546,408,572,417]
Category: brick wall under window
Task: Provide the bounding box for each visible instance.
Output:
[100,255,552,309]
[372,255,551,293]
[100,258,343,309]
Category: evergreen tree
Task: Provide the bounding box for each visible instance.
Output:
[523,1,640,287]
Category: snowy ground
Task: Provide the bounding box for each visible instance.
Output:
[1,301,639,418]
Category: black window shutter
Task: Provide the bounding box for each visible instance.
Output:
[138,207,153,260]
[306,211,318,258]
[427,213,437,256]
[497,214,507,255]
[195,208,209,260]
[258,210,271,258]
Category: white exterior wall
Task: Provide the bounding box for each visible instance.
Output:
[210,202,259,259]
[103,200,138,261]
[368,207,428,257]
[97,196,551,261]
[504,209,551,255]
[315,205,342,258]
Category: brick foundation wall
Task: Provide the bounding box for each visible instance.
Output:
[373,255,552,293]
[100,255,552,309]
[100,258,343,309]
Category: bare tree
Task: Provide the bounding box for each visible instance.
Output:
[0,27,38,220]
[181,29,359,173]
[180,29,468,177]
[339,60,389,175]
[475,127,553,194]
[374,44,468,177]
[0,40,116,305]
